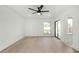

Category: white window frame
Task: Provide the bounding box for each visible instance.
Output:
[43,22,51,34]
[67,17,73,34]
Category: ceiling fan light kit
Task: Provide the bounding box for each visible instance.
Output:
[37,13,41,15]
[28,5,49,15]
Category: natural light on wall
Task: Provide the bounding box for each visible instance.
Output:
[43,22,51,34]
[67,17,73,34]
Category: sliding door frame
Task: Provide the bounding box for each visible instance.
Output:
[54,20,61,39]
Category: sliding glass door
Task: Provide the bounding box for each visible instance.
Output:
[55,20,61,39]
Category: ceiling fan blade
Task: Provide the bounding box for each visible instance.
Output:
[32,12,37,14]
[37,5,44,10]
[40,5,44,9]
[41,10,49,12]
[28,8,37,11]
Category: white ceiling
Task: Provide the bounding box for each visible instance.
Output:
[4,5,79,19]
[5,5,55,19]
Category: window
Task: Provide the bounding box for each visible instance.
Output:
[43,22,51,34]
[67,17,73,34]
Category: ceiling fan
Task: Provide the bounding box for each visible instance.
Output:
[28,5,49,15]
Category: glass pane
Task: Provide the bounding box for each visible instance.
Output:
[56,20,61,38]
[43,22,50,34]
[68,18,72,34]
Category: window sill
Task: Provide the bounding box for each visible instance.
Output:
[66,33,72,35]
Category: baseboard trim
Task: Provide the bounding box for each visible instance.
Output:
[24,36,54,37]
[0,36,54,52]
[60,39,79,52]
[71,45,79,51]
[0,35,24,52]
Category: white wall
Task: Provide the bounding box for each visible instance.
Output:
[25,18,54,36]
[0,6,25,51]
[72,7,79,50]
